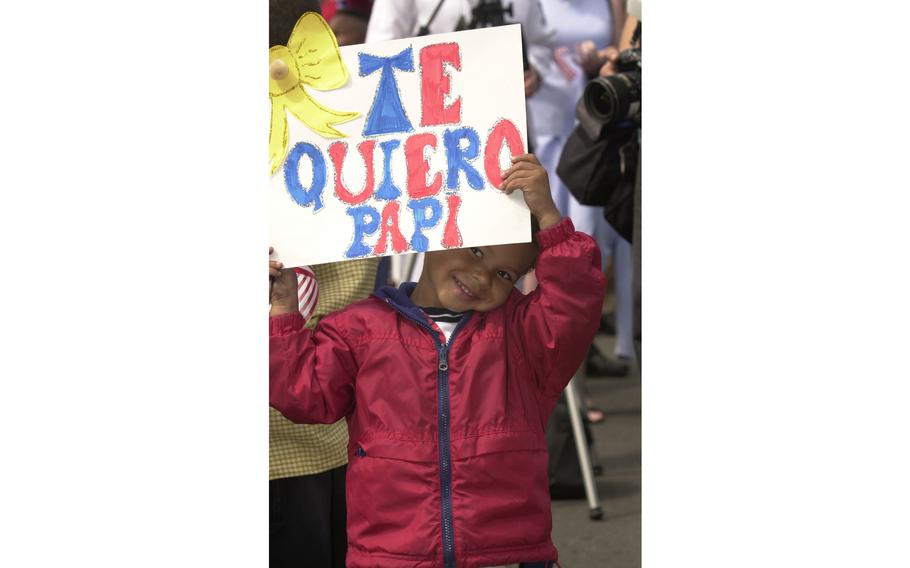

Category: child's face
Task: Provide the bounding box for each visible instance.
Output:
[416,242,538,313]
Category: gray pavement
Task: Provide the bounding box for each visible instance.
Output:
[550,334,641,568]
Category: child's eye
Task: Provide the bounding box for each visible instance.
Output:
[471,247,483,259]
[497,270,513,281]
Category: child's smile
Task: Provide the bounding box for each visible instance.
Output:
[452,274,479,301]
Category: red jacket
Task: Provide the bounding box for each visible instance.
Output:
[270,218,605,568]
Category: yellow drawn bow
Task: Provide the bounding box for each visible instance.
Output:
[269,13,359,175]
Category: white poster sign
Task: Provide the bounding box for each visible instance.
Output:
[269,22,531,268]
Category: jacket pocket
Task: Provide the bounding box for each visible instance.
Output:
[351,437,438,463]
[346,438,441,558]
[451,431,553,552]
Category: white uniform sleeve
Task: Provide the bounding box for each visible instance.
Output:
[365,0,419,41]
[517,0,555,49]
[506,0,554,78]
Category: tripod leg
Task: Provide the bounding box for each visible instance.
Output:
[564,373,604,520]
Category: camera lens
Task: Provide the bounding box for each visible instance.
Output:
[583,71,641,126]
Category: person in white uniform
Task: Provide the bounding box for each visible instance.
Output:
[526,0,635,368]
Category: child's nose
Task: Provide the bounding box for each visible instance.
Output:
[470,266,493,290]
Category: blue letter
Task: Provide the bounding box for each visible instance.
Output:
[345,205,381,258]
[374,139,403,201]
[359,48,415,136]
[284,142,327,211]
[443,127,483,190]
[408,197,443,253]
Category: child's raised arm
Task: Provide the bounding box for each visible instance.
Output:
[499,157,607,400]
[269,249,357,424]
[511,220,606,400]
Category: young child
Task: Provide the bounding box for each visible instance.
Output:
[269,154,605,568]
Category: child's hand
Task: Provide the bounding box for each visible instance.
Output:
[269,247,299,315]
[500,154,562,230]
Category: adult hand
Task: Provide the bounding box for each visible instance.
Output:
[577,41,620,78]
[576,40,603,77]
[598,46,620,77]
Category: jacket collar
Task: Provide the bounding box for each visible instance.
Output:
[374,282,478,327]
[373,282,428,324]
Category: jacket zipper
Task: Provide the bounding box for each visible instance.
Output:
[388,301,471,568]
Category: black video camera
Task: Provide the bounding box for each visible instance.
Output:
[558,26,641,241]
[456,0,514,30]
[576,47,641,140]
[582,47,640,126]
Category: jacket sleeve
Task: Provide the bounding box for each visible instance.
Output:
[270,311,358,424]
[511,217,606,400]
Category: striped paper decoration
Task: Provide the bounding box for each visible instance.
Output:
[295,266,319,323]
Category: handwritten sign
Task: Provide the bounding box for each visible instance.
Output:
[269,21,530,268]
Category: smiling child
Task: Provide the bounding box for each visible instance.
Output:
[269,153,605,568]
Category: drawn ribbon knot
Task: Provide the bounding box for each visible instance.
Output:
[269,12,359,175]
[358,48,414,75]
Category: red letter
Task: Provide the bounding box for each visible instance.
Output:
[441,194,463,248]
[405,132,443,199]
[329,140,376,205]
[483,119,525,188]
[373,201,409,255]
[420,43,461,127]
